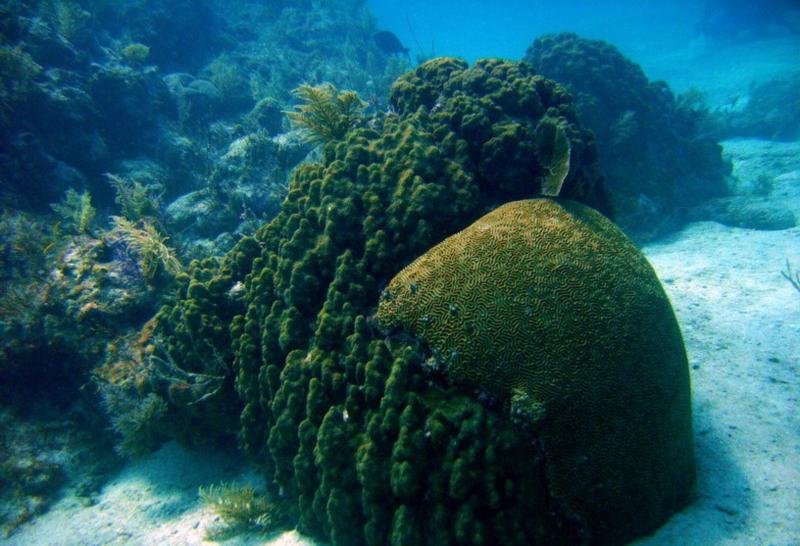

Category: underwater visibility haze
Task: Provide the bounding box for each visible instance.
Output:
[0,0,798,545]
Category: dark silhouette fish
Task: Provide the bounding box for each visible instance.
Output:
[373,30,409,55]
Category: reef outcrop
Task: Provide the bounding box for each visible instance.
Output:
[525,32,731,240]
[133,58,693,545]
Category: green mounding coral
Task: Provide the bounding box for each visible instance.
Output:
[137,58,634,545]
[388,57,608,208]
[378,198,695,543]
[287,83,368,144]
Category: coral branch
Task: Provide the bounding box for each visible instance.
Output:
[782,259,800,294]
[286,83,367,143]
[199,482,288,539]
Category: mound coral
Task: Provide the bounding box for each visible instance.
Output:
[378,198,694,542]
[525,32,730,239]
[132,58,690,545]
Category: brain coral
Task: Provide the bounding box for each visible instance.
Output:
[130,58,691,545]
[525,32,729,240]
[378,198,695,543]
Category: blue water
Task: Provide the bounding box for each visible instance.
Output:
[368,0,800,100]
[368,0,702,68]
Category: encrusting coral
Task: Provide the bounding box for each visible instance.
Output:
[123,58,691,545]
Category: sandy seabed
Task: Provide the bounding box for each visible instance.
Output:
[4,139,799,546]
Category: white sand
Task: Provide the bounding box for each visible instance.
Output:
[634,222,800,546]
[4,139,799,545]
[2,442,318,546]
[633,138,800,545]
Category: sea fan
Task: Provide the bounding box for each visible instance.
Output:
[199,482,288,539]
[100,388,167,458]
[108,217,182,282]
[50,189,96,235]
[287,83,367,143]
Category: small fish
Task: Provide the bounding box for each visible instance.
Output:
[535,118,571,197]
[373,30,409,56]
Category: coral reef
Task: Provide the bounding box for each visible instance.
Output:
[378,198,694,543]
[95,0,224,73]
[0,208,167,534]
[124,58,691,545]
[241,0,408,107]
[0,407,113,538]
[0,210,165,407]
[524,32,731,240]
[0,0,402,235]
[0,4,704,543]
[0,0,458,536]
[0,390,117,538]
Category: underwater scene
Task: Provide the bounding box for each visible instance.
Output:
[0,0,798,544]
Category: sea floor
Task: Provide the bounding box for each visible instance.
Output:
[3,138,799,546]
[635,222,800,546]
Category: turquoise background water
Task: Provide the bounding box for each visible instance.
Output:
[367,0,702,72]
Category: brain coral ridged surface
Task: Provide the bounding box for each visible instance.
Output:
[143,58,689,545]
[378,198,695,544]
